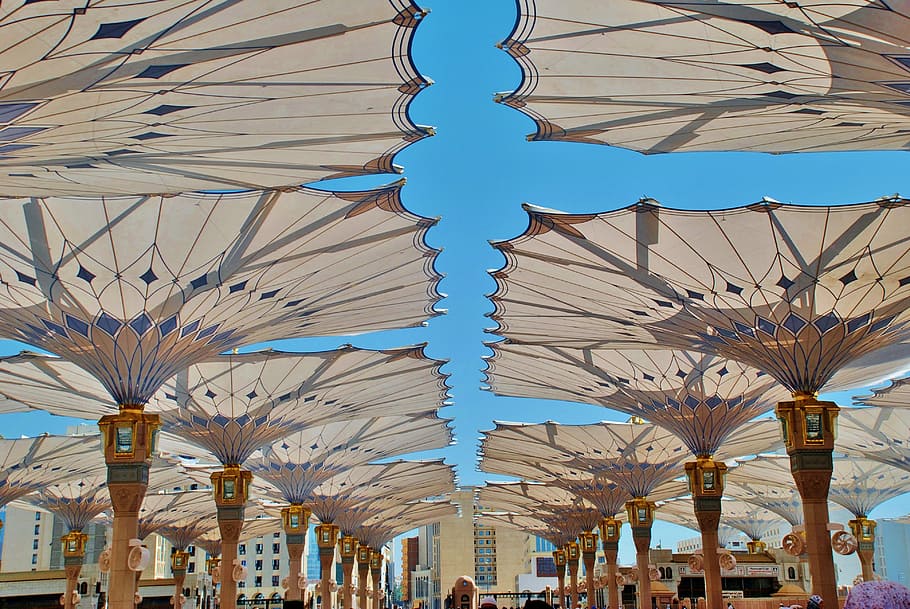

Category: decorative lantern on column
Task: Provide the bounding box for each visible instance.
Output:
[626,498,655,527]
[566,540,580,563]
[579,531,597,554]
[599,518,621,545]
[211,465,252,506]
[98,408,160,465]
[316,523,341,550]
[172,550,190,571]
[62,531,89,559]
[553,549,567,570]
[684,457,726,498]
[776,395,839,452]
[358,545,372,566]
[340,535,358,560]
[746,540,767,554]
[282,504,312,536]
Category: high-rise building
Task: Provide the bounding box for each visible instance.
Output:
[402,537,419,604]
[873,519,910,585]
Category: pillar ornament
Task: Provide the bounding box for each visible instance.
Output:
[172,550,190,572]
[99,407,160,609]
[776,394,840,606]
[553,549,567,609]
[62,531,89,559]
[684,456,727,609]
[358,545,372,609]
[339,535,358,609]
[599,517,621,609]
[370,550,384,609]
[848,517,877,581]
[626,498,656,609]
[566,540,581,609]
[211,465,253,507]
[747,540,767,554]
[282,504,311,602]
[579,532,598,609]
[171,550,190,609]
[206,557,221,575]
[62,531,89,609]
[316,523,340,609]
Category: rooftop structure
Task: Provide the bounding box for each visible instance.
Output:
[0,0,432,196]
[496,1,910,153]
[488,198,910,605]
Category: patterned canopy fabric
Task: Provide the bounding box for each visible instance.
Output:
[827,456,910,518]
[0,434,101,508]
[29,470,110,532]
[0,184,441,405]
[477,481,605,534]
[352,499,458,549]
[308,459,456,532]
[490,199,910,394]
[485,344,787,456]
[855,374,910,408]
[248,413,452,505]
[498,1,910,153]
[837,407,910,471]
[0,0,431,196]
[725,455,805,525]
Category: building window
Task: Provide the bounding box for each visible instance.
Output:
[273,543,280,554]
[255,560,263,571]
[31,554,38,565]
[255,576,262,588]
[188,562,196,574]
[32,539,38,550]
[35,512,41,521]
[272,575,280,587]
[256,543,264,554]
[239,582,246,589]
[188,546,195,556]
[34,524,40,535]
[239,544,246,555]
[666,567,673,579]
[788,567,797,580]
[273,559,280,570]
[274,532,281,538]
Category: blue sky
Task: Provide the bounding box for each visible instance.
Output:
[2,0,909,571]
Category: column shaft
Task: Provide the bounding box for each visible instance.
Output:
[217,509,245,609]
[604,545,619,609]
[321,548,335,609]
[693,497,723,609]
[173,570,187,608]
[287,537,306,601]
[358,564,370,609]
[64,561,82,609]
[556,563,567,609]
[342,559,355,609]
[632,529,651,609]
[582,553,596,609]
[107,475,146,609]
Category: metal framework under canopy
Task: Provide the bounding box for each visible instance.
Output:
[855,375,910,408]
[490,199,910,395]
[29,470,110,532]
[498,1,910,154]
[476,511,576,547]
[827,456,910,518]
[0,187,440,406]
[353,499,458,549]
[715,500,783,542]
[484,343,788,456]
[0,0,431,196]
[477,481,603,534]
[725,457,804,525]
[247,413,452,504]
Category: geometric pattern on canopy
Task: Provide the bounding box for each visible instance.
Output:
[476,511,577,547]
[247,412,453,505]
[827,457,910,518]
[725,456,805,525]
[714,500,783,543]
[837,407,910,470]
[477,449,686,518]
[484,343,788,456]
[489,199,910,394]
[151,345,450,465]
[0,185,441,406]
[497,1,910,154]
[477,481,603,535]
[0,434,100,509]
[353,499,459,549]
[29,471,110,532]
[0,1,431,196]
[308,459,456,533]
[479,420,776,499]
[157,516,219,552]
[130,489,215,540]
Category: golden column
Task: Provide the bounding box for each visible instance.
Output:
[553,549,567,609]
[684,456,727,609]
[566,541,581,609]
[370,549,384,609]
[316,523,341,609]
[340,535,359,609]
[98,408,160,609]
[776,394,840,606]
[62,531,89,609]
[171,550,190,608]
[848,517,877,581]
[599,517,621,609]
[579,532,598,609]
[211,464,253,609]
[357,545,372,609]
[626,498,655,609]
[282,505,312,601]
